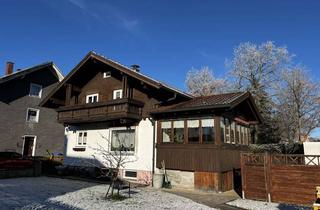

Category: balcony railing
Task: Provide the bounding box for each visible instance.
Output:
[57,98,144,123]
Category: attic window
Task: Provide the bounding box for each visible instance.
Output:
[26,108,40,123]
[29,83,42,98]
[103,71,111,78]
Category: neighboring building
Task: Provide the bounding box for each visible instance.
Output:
[303,142,320,165]
[151,92,262,191]
[0,61,64,157]
[40,51,191,183]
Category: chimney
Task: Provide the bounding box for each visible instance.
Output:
[5,62,14,75]
[131,64,140,72]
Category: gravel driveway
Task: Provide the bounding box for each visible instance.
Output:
[0,176,215,210]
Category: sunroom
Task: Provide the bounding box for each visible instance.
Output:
[151,92,262,192]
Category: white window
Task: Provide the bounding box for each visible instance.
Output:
[77,131,87,146]
[113,89,123,100]
[187,120,200,143]
[123,170,137,180]
[86,93,99,103]
[201,119,214,143]
[29,83,42,98]
[103,71,111,78]
[161,121,171,143]
[26,108,39,123]
[173,120,184,143]
[111,128,135,152]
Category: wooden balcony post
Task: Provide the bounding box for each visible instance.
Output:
[184,120,188,144]
[157,121,162,144]
[122,75,128,98]
[65,84,72,106]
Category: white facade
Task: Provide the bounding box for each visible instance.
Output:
[303,142,320,165]
[64,118,154,183]
[303,142,320,156]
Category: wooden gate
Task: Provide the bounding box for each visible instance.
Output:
[241,153,320,206]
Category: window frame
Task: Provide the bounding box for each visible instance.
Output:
[187,119,200,143]
[220,118,225,143]
[113,89,123,100]
[230,121,236,144]
[77,131,87,147]
[160,121,172,143]
[123,170,138,180]
[86,93,99,103]
[110,127,136,154]
[159,118,215,144]
[26,108,40,123]
[201,118,215,144]
[29,83,42,98]
[103,71,111,78]
[172,120,185,143]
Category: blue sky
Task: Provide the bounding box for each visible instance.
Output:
[0,0,319,137]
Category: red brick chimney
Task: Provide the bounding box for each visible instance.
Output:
[5,62,14,75]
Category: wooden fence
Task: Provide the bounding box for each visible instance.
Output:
[241,153,320,206]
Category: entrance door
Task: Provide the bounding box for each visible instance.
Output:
[22,136,36,157]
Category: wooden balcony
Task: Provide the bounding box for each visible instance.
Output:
[56,98,144,124]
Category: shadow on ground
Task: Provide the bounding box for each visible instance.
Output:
[0,176,99,210]
[277,203,312,210]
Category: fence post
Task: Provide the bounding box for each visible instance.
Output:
[264,152,272,202]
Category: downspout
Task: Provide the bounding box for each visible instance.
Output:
[156,92,177,106]
[166,92,177,102]
[150,118,156,187]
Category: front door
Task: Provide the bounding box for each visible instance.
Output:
[22,136,36,157]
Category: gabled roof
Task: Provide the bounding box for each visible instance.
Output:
[90,52,191,98]
[151,91,263,122]
[40,51,192,106]
[0,62,64,85]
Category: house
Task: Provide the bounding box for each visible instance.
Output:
[0,61,64,157]
[40,51,191,183]
[151,92,262,191]
[40,51,261,190]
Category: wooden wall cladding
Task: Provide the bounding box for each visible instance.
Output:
[242,165,267,201]
[241,153,320,206]
[194,171,219,190]
[194,170,234,191]
[156,143,246,172]
[221,170,234,192]
[271,166,320,205]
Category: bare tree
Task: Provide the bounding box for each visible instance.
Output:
[228,41,291,94]
[185,66,230,96]
[227,41,292,143]
[274,67,320,142]
[91,130,137,198]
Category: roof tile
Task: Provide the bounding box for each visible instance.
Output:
[153,92,248,113]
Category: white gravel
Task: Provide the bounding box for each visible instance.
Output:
[0,176,214,210]
[227,199,311,210]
